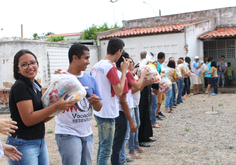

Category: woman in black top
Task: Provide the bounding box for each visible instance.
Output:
[6,49,76,165]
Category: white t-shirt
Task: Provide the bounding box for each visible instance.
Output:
[0,141,4,158]
[117,70,130,111]
[55,71,102,137]
[132,75,141,106]
[91,60,121,118]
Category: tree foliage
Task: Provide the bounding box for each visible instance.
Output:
[32,33,40,40]
[32,32,55,40]
[46,35,65,42]
[81,22,120,41]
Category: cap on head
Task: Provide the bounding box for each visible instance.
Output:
[194,56,199,59]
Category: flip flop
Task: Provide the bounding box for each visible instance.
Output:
[129,154,143,159]
[152,124,161,128]
[165,109,173,113]
[134,148,147,153]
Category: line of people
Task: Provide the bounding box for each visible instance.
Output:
[1,36,229,165]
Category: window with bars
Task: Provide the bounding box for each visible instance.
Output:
[204,39,236,59]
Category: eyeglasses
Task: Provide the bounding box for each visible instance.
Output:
[18,61,37,70]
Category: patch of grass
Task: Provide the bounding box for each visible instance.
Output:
[229,146,234,149]
[206,158,210,160]
[218,104,223,106]
[179,150,183,153]
[185,128,189,132]
[2,139,6,141]
[47,130,54,134]
[222,135,225,137]
[95,125,98,127]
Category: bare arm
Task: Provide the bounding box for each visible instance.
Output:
[132,78,154,94]
[205,68,214,75]
[44,117,54,123]
[112,57,129,97]
[17,94,77,127]
[132,68,148,90]
[119,94,136,133]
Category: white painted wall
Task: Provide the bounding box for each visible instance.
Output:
[0,41,48,89]
[0,41,99,90]
[99,33,185,64]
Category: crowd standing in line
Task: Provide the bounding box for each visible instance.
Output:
[1,37,228,165]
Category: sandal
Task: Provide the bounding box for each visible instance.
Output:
[134,148,147,153]
[165,109,173,113]
[129,153,143,159]
[152,124,161,128]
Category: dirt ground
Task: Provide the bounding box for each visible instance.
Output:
[1,93,236,165]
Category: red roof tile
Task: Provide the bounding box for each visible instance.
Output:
[45,32,82,38]
[99,22,195,39]
[199,27,236,39]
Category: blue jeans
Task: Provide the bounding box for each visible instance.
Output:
[183,77,190,95]
[165,89,172,109]
[150,90,157,125]
[6,136,49,165]
[111,111,127,165]
[177,78,184,104]
[119,108,134,164]
[94,115,115,165]
[170,84,177,107]
[218,72,225,86]
[55,134,94,165]
[212,77,218,94]
[128,107,140,154]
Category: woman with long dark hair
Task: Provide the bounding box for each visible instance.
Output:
[6,49,76,165]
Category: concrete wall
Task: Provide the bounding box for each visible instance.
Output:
[0,41,99,89]
[0,41,48,89]
[99,32,185,64]
[185,19,217,60]
[123,6,236,29]
[0,41,99,108]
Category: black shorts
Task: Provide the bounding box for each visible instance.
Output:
[208,77,213,85]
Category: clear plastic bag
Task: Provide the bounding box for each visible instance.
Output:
[41,74,87,117]
[159,77,172,94]
[137,59,161,83]
[200,63,209,73]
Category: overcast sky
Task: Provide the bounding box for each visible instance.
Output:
[0,0,235,39]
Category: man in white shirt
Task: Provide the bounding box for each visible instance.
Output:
[91,37,129,165]
[191,56,203,95]
[55,44,102,165]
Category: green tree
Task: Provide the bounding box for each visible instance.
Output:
[81,22,120,41]
[46,35,65,42]
[32,33,40,40]
[44,32,55,37]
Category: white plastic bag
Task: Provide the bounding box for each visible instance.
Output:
[137,59,161,83]
[200,63,209,73]
[159,77,172,94]
[41,74,87,117]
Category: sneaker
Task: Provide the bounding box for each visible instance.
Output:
[210,93,216,96]
[158,112,166,118]
[122,162,131,165]
[156,115,163,121]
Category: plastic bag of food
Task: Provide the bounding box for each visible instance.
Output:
[159,77,172,94]
[137,59,161,83]
[41,74,87,117]
[200,63,209,73]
